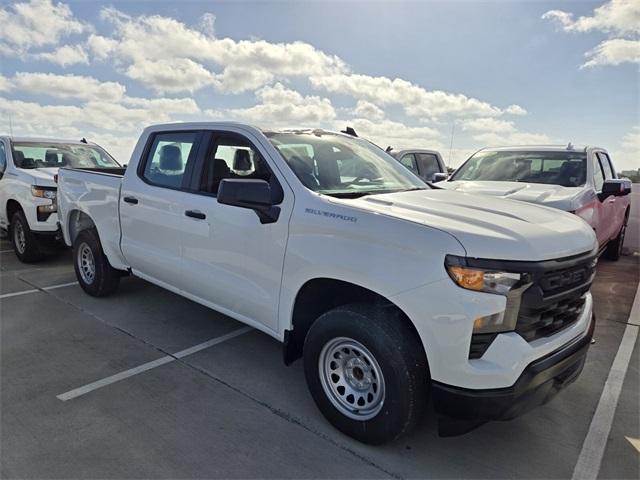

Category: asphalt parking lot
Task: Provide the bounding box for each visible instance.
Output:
[1,239,639,478]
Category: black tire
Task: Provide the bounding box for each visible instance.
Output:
[303,303,429,444]
[73,228,120,297]
[10,210,44,263]
[603,214,628,261]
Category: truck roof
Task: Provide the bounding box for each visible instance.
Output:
[144,122,357,139]
[479,145,604,153]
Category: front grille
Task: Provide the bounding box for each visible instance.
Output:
[515,254,596,342]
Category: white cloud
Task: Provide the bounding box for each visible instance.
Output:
[36,44,89,67]
[462,117,517,133]
[353,100,385,121]
[582,38,640,67]
[612,126,640,171]
[11,72,126,102]
[344,117,443,152]
[504,104,527,116]
[89,8,348,94]
[310,73,520,118]
[471,131,552,146]
[226,83,336,125]
[0,0,87,54]
[0,75,12,92]
[0,94,200,138]
[543,1,640,68]
[542,0,640,36]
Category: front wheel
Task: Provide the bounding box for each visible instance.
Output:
[73,228,120,297]
[303,304,429,444]
[10,210,44,263]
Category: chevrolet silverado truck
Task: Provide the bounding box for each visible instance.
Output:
[0,136,120,262]
[442,145,631,260]
[58,123,598,444]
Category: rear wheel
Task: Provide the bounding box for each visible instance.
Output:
[73,228,120,297]
[10,210,44,263]
[604,215,628,261]
[303,304,429,444]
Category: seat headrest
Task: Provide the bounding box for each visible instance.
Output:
[159,145,182,171]
[45,150,59,165]
[61,153,75,166]
[13,150,25,166]
[233,150,252,171]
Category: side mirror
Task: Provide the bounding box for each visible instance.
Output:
[432,172,448,183]
[217,178,280,224]
[600,179,631,200]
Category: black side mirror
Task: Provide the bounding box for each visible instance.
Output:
[600,179,631,200]
[217,179,280,224]
[432,172,448,183]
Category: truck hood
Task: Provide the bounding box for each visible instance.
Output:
[344,189,596,261]
[23,167,58,187]
[441,180,581,211]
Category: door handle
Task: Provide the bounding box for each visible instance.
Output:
[185,210,206,220]
[123,196,138,205]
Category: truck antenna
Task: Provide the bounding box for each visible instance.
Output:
[448,121,455,166]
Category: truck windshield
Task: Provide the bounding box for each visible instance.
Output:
[451,150,587,187]
[266,131,425,197]
[12,142,120,170]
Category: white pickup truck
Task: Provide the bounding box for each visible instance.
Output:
[58,122,598,444]
[0,136,120,262]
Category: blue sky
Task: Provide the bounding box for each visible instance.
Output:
[0,0,638,170]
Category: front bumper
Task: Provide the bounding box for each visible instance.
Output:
[433,313,595,436]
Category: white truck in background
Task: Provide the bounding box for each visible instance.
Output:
[58,122,598,444]
[0,136,120,262]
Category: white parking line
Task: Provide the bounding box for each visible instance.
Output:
[572,282,640,480]
[57,326,252,401]
[0,281,79,299]
[0,249,13,253]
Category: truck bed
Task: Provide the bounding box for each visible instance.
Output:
[57,167,128,270]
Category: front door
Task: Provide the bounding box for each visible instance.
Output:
[180,129,293,334]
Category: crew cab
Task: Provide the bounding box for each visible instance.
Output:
[387,148,448,183]
[0,136,120,262]
[58,123,598,444]
[442,146,631,260]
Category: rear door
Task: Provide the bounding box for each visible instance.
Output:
[179,128,293,334]
[120,130,202,289]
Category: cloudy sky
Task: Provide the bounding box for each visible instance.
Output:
[0,0,638,170]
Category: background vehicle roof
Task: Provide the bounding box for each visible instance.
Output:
[479,145,604,153]
[1,135,99,146]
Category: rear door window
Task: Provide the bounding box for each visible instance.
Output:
[141,131,200,190]
[399,154,419,174]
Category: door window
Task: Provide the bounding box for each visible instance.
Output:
[597,152,615,179]
[198,133,274,195]
[141,132,199,189]
[399,154,419,174]
[0,143,6,176]
[417,153,441,179]
[592,153,605,191]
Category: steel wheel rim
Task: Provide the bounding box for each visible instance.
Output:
[13,221,26,254]
[319,337,385,420]
[77,242,96,285]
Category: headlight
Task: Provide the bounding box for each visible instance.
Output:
[31,186,57,200]
[446,265,522,295]
[445,255,532,334]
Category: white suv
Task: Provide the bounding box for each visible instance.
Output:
[0,136,119,262]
